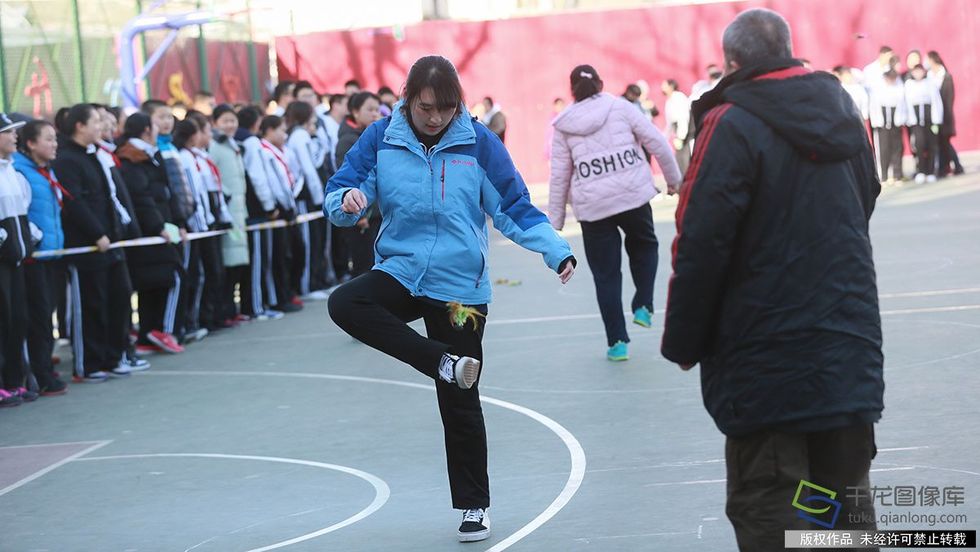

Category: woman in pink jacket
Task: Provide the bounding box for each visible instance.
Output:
[549,65,683,361]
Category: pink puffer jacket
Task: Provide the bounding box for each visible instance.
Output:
[548,93,682,229]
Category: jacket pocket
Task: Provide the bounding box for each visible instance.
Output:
[468,223,487,288]
[374,216,393,261]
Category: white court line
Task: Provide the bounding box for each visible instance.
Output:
[877,446,931,452]
[485,303,980,327]
[643,467,919,487]
[73,453,389,552]
[645,478,727,487]
[0,440,112,450]
[0,440,111,498]
[880,287,980,299]
[881,304,980,315]
[141,370,586,552]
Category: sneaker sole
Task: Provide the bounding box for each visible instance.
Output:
[607,354,629,362]
[126,364,151,372]
[73,377,108,384]
[41,388,68,396]
[632,318,651,328]
[455,357,482,389]
[457,528,491,542]
[146,335,181,354]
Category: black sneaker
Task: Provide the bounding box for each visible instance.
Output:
[40,378,68,396]
[457,508,490,542]
[10,387,40,402]
[0,389,23,408]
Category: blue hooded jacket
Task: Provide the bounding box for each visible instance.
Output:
[325,103,573,305]
[13,151,64,255]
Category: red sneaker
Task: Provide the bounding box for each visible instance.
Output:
[147,330,185,354]
[136,344,162,355]
[290,296,304,307]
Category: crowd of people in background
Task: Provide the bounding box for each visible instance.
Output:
[616,48,962,187]
[0,78,422,407]
[0,42,969,408]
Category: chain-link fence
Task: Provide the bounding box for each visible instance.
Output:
[0,0,268,117]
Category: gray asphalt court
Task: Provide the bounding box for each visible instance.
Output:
[2,162,979,551]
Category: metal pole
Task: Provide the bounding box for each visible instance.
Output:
[0,10,9,112]
[196,0,210,92]
[245,0,261,103]
[71,0,88,102]
[136,0,152,101]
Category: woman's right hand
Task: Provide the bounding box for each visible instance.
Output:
[342,189,368,214]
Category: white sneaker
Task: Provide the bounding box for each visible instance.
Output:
[914,173,926,184]
[184,328,209,343]
[106,364,133,377]
[119,354,150,372]
[438,353,481,389]
[457,508,490,542]
[926,174,937,183]
[301,290,330,301]
[255,310,285,321]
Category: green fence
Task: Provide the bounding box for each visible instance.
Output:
[0,0,265,117]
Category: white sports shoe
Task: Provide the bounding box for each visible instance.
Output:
[438,353,482,389]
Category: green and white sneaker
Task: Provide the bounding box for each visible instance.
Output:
[607,341,629,361]
[633,306,653,328]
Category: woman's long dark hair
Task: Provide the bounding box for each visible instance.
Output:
[172,118,200,150]
[284,101,314,134]
[347,91,381,124]
[118,112,153,148]
[55,103,97,138]
[400,56,463,116]
[17,120,55,156]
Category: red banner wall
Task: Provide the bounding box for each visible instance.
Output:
[148,39,270,106]
[276,0,979,183]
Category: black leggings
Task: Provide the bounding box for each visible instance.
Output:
[327,270,490,509]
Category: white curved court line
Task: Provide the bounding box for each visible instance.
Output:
[143,370,587,552]
[74,452,390,552]
[0,440,111,498]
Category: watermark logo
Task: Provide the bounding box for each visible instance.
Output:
[792,480,843,529]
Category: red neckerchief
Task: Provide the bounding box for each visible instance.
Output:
[37,166,72,207]
[260,140,295,188]
[96,143,122,167]
[192,150,223,193]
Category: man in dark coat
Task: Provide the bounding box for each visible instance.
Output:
[661,9,884,551]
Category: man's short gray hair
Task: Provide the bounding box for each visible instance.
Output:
[722,8,793,68]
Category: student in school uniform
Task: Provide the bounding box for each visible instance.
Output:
[209,104,251,325]
[904,64,943,184]
[52,104,134,382]
[0,113,38,406]
[291,81,331,296]
[285,101,328,301]
[116,113,186,356]
[237,107,285,321]
[174,118,213,343]
[186,111,233,331]
[14,119,69,396]
[256,115,302,314]
[868,69,908,183]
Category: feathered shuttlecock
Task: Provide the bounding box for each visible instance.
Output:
[447,301,485,331]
